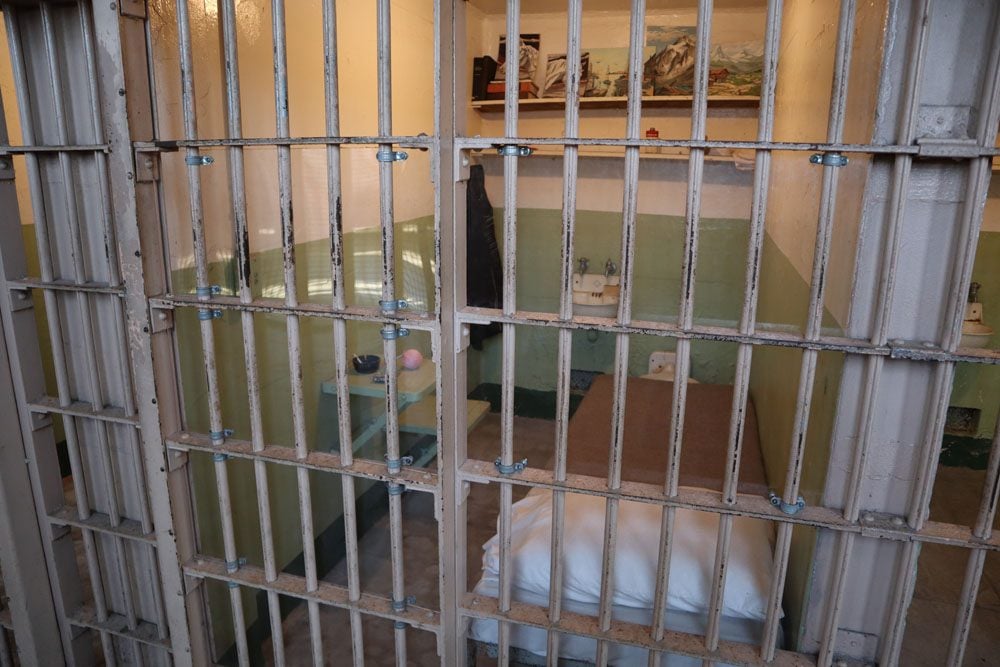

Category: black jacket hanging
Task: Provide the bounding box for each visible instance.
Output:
[466,164,503,349]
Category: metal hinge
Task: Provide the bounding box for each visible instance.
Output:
[7,286,33,312]
[149,302,174,334]
[118,0,147,18]
[134,152,160,183]
[809,152,849,168]
[496,145,533,158]
[376,148,408,163]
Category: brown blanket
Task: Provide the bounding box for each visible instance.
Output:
[566,375,769,495]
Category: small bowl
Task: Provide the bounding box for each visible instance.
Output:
[352,354,381,374]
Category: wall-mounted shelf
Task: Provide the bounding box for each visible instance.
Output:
[470,95,760,112]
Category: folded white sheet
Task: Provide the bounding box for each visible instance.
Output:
[479,489,778,621]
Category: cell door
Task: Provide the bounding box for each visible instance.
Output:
[0,1,997,667]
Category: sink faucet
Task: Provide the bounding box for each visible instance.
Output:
[577,257,589,275]
[604,258,617,277]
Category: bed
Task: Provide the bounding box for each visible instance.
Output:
[469,376,778,665]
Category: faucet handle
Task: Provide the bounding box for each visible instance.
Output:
[577,257,590,275]
[604,258,617,277]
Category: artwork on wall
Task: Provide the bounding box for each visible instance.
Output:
[542,52,591,98]
[584,47,655,97]
[495,33,541,81]
[644,24,764,97]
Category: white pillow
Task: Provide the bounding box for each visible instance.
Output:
[480,489,778,620]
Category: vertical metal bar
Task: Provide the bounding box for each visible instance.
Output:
[974,413,1000,539]
[174,0,249,662]
[39,8,147,662]
[495,2,522,663]
[372,2,410,664]
[761,2,857,657]
[547,1,583,660]
[909,7,1000,533]
[268,2,324,663]
[217,0,285,661]
[321,1,365,663]
[843,0,933,527]
[77,6,168,645]
[816,531,855,666]
[4,9,117,662]
[878,541,921,666]
[593,3,645,664]
[89,0,202,659]
[944,548,988,667]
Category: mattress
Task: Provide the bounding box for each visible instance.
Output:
[566,376,769,495]
[469,378,778,664]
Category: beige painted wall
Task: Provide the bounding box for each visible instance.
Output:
[148,0,437,272]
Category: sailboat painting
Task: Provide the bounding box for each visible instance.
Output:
[643,25,763,97]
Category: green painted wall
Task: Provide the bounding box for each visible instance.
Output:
[472,209,752,389]
[952,231,1000,439]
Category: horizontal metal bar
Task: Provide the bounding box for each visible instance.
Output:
[68,607,171,652]
[8,278,125,296]
[458,459,1000,553]
[0,144,109,155]
[184,557,440,633]
[48,506,154,544]
[133,135,433,151]
[153,295,436,328]
[461,593,812,667]
[457,308,1000,365]
[457,136,928,156]
[166,431,438,492]
[28,396,140,427]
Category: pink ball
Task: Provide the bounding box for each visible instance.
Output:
[400,348,423,370]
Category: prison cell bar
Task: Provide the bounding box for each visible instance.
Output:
[370,1,415,664]
[321,0,367,663]
[77,1,169,639]
[2,7,123,662]
[173,1,250,663]
[586,2,646,663]
[214,1,287,663]
[493,1,523,663]
[42,4,158,660]
[923,12,1000,665]
[267,2,328,662]
[78,0,172,645]
[545,0,583,662]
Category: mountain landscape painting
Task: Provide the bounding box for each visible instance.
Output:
[643,25,763,97]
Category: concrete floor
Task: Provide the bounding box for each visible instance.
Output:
[265,416,1000,665]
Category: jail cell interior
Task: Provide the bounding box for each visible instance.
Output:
[0,0,998,666]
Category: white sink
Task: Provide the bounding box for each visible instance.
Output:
[960,320,993,349]
[573,273,619,318]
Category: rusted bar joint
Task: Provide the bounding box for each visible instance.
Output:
[210,429,234,445]
[385,458,413,475]
[380,324,410,340]
[184,154,214,166]
[195,284,222,299]
[379,299,408,314]
[197,309,223,321]
[495,458,528,475]
[768,490,806,515]
[809,151,849,167]
[391,595,416,612]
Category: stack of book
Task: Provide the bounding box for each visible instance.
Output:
[472,55,540,101]
[485,79,539,100]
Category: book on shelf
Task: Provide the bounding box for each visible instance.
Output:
[484,79,539,100]
[471,56,498,101]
